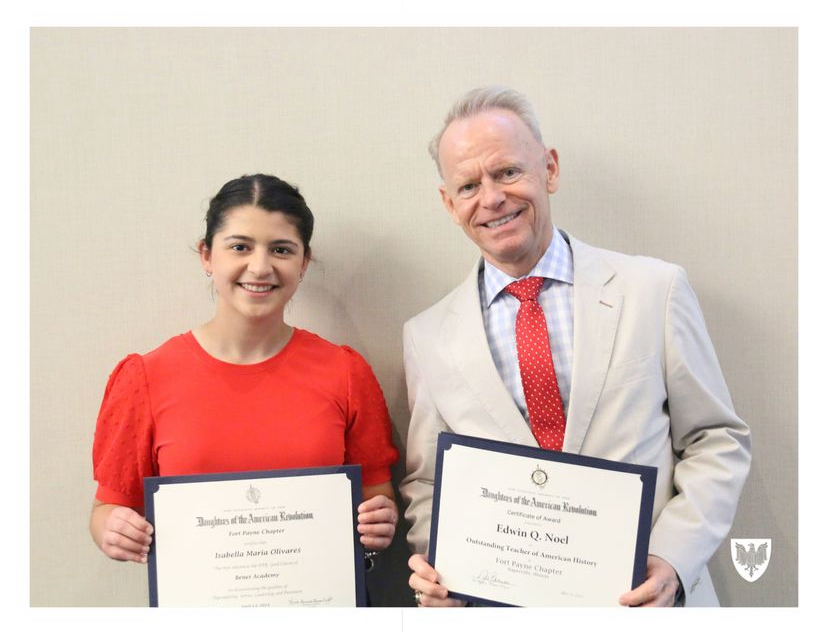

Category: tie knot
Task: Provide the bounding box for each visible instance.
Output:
[505,276,544,302]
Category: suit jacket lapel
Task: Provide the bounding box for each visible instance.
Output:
[565,235,622,454]
[444,261,537,446]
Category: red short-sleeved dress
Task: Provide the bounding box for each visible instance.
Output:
[93,329,399,508]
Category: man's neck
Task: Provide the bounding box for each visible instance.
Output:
[484,228,556,279]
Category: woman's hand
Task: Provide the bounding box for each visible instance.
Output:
[358,482,398,551]
[90,501,153,563]
[408,553,465,607]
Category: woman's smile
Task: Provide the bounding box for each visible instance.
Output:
[238,282,278,295]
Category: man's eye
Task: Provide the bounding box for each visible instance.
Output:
[459,183,477,194]
[502,168,519,179]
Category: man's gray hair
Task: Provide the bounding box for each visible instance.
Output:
[428,86,545,176]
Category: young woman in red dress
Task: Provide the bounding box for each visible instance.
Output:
[90,174,399,565]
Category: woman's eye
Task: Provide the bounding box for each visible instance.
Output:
[230,244,248,252]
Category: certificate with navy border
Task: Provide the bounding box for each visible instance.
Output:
[144,465,366,607]
[428,433,656,607]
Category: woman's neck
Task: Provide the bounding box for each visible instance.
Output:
[192,312,294,365]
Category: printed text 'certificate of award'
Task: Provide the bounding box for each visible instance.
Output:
[429,433,656,607]
[144,465,366,607]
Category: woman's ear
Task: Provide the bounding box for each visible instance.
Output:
[198,239,212,276]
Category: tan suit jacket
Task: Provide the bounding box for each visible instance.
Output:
[399,232,751,606]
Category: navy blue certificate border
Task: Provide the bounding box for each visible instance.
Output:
[144,465,366,607]
[428,432,656,607]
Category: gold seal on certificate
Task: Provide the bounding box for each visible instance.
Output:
[144,466,366,607]
[429,433,656,607]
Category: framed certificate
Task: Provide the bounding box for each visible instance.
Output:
[429,433,656,607]
[144,465,366,607]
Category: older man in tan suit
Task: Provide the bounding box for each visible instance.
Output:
[399,86,751,607]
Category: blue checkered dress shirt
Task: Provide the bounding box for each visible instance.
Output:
[479,227,575,424]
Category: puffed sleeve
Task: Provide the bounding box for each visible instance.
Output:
[92,354,156,509]
[341,347,399,486]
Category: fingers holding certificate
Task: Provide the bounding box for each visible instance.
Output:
[428,433,656,607]
[145,466,366,607]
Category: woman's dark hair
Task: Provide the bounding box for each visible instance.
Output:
[202,174,314,256]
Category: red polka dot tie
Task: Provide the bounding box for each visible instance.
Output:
[505,277,566,451]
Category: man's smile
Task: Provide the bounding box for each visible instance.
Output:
[483,210,522,229]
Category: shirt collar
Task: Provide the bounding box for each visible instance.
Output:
[481,226,574,308]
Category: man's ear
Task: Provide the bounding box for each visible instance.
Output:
[439,185,461,226]
[546,148,560,195]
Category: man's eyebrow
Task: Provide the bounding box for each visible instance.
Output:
[450,170,476,185]
[491,158,522,169]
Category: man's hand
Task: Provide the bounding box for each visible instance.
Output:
[408,553,465,607]
[619,555,680,607]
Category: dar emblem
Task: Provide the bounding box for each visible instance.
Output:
[530,465,548,488]
[731,538,771,582]
[245,484,261,504]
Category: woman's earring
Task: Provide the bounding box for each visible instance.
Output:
[206,271,212,277]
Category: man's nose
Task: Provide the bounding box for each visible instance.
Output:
[480,180,506,210]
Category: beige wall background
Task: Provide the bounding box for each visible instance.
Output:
[30,28,796,607]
